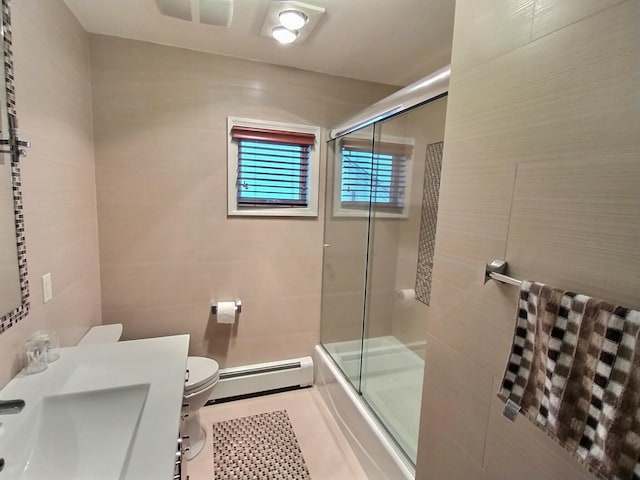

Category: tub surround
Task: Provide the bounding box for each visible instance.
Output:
[0,335,189,479]
[322,336,425,463]
[416,1,640,479]
[314,345,414,480]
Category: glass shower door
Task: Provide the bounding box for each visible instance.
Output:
[320,94,447,466]
[319,126,374,389]
[360,95,447,464]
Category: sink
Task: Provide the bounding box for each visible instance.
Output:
[1,384,150,480]
[0,335,189,479]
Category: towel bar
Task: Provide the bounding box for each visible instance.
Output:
[485,260,522,287]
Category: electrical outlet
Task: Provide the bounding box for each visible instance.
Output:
[42,273,52,303]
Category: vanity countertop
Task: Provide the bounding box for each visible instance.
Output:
[0,334,189,480]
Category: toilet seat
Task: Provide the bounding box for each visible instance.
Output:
[184,375,219,399]
[185,356,220,393]
[182,356,220,461]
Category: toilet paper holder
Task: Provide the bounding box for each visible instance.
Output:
[211,300,242,315]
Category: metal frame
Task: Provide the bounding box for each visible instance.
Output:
[329,65,451,140]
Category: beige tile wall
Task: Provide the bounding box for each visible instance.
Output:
[321,96,448,353]
[320,103,445,349]
[416,1,639,479]
[0,0,102,387]
[320,135,374,346]
[363,217,400,340]
[89,35,396,367]
[386,96,448,348]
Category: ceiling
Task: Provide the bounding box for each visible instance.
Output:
[64,0,455,87]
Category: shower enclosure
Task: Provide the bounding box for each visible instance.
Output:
[319,68,449,469]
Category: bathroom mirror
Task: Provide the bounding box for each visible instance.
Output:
[0,0,30,333]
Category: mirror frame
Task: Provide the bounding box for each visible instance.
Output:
[0,0,30,334]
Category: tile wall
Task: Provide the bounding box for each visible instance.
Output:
[320,94,448,351]
[320,128,377,346]
[415,1,639,478]
[89,35,396,367]
[0,0,102,387]
[388,96,448,349]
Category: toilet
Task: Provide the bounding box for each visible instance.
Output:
[182,356,220,459]
[78,325,220,460]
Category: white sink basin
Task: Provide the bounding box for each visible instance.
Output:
[2,384,150,480]
[0,335,189,480]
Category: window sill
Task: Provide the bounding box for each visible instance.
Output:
[228,207,318,217]
[332,205,408,219]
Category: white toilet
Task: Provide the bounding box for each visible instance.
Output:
[182,356,220,460]
[78,325,220,460]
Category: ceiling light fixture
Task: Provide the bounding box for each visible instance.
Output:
[260,1,325,45]
[272,26,298,44]
[278,9,308,30]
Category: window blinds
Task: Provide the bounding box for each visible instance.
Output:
[231,126,315,208]
[340,138,412,211]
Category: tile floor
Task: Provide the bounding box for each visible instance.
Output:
[186,387,369,480]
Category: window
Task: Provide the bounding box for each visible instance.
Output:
[227,117,321,217]
[334,135,414,218]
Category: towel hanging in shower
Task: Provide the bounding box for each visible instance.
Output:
[499,280,640,480]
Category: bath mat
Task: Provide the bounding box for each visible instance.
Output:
[212,410,311,480]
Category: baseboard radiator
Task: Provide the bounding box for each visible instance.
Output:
[207,356,314,403]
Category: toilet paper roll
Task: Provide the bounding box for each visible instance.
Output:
[398,289,416,301]
[216,301,236,324]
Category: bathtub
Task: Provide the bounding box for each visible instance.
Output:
[314,336,425,480]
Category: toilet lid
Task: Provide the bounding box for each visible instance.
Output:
[185,356,220,392]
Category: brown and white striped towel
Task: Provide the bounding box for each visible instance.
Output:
[499,280,640,480]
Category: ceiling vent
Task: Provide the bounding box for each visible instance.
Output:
[199,0,233,27]
[155,0,192,21]
[155,0,233,27]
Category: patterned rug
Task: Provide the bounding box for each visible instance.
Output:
[212,410,311,480]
